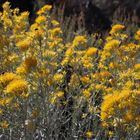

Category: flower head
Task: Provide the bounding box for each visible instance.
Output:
[110,24,125,34]
[135,29,140,40]
[0,72,20,86]
[37,5,52,15]
[73,35,87,47]
[86,131,93,139]
[5,79,28,95]
[86,47,97,56]
[35,15,46,24]
[16,37,32,51]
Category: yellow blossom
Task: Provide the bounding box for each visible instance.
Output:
[106,36,113,42]
[50,91,64,104]
[101,86,140,128]
[56,91,64,98]
[37,5,52,15]
[114,33,128,40]
[16,37,32,51]
[86,47,97,56]
[5,79,28,95]
[86,131,93,139]
[110,24,125,34]
[30,23,45,38]
[80,76,91,84]
[135,29,140,40]
[37,69,50,78]
[35,15,46,24]
[100,71,111,78]
[109,62,120,69]
[20,11,29,19]
[0,97,13,106]
[44,50,56,58]
[0,72,20,86]
[82,89,91,98]
[8,53,18,62]
[104,39,120,51]
[30,23,39,31]
[95,84,105,90]
[2,2,10,10]
[108,131,114,137]
[82,56,93,69]
[52,73,64,83]
[3,19,12,29]
[16,66,27,75]
[61,57,69,66]
[73,35,87,47]
[51,27,62,35]
[65,48,73,57]
[51,20,59,26]
[134,63,140,70]
[42,5,52,11]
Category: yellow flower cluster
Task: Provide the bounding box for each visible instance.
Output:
[0,71,29,124]
[16,37,33,51]
[0,97,13,106]
[86,47,97,56]
[0,72,28,95]
[101,84,140,127]
[134,63,140,70]
[5,79,28,95]
[37,4,52,15]
[35,15,46,24]
[73,35,87,47]
[50,91,64,104]
[110,24,125,34]
[86,131,93,139]
[0,72,20,86]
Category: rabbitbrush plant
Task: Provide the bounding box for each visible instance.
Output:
[0,2,140,140]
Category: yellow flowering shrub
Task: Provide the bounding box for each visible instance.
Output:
[0,1,140,140]
[101,82,140,137]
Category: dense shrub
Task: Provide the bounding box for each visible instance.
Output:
[0,2,140,140]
